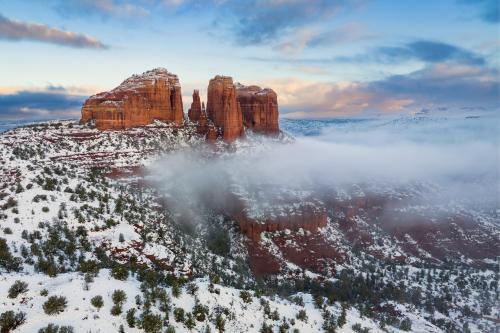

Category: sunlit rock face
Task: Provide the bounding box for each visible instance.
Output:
[236,84,279,134]
[206,75,244,141]
[80,68,184,130]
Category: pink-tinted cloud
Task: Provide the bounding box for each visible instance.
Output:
[0,14,108,49]
[259,63,499,118]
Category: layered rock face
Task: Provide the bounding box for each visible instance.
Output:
[236,84,279,134]
[206,76,244,141]
[80,68,184,130]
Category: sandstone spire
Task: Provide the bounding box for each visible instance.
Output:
[188,89,202,123]
[206,75,244,141]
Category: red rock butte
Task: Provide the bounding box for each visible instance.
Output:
[205,75,244,141]
[81,68,184,130]
[236,83,279,134]
[81,68,280,140]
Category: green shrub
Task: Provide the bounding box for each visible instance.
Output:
[174,307,185,322]
[37,323,74,333]
[215,314,225,332]
[240,290,252,303]
[400,318,412,331]
[8,280,28,298]
[142,313,163,333]
[296,309,308,322]
[185,313,196,330]
[43,296,67,315]
[126,308,136,328]
[111,265,129,281]
[90,295,103,310]
[77,260,99,274]
[110,304,122,316]
[0,238,22,272]
[112,289,127,305]
[42,207,50,213]
[0,311,26,332]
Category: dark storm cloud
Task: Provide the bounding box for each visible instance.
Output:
[0,14,108,49]
[0,89,86,120]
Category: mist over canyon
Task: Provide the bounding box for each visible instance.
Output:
[149,113,499,224]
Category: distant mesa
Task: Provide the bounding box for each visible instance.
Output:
[80,68,279,140]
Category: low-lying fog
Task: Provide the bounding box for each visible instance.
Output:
[149,113,499,216]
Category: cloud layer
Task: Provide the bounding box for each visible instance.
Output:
[0,87,86,120]
[0,14,108,49]
[338,40,486,65]
[266,63,499,118]
[150,114,499,219]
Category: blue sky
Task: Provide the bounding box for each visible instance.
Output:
[0,0,498,120]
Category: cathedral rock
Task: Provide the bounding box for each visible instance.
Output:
[80,68,184,130]
[236,84,279,134]
[81,68,280,140]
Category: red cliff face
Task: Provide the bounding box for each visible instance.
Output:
[206,76,244,141]
[236,84,279,134]
[80,68,184,130]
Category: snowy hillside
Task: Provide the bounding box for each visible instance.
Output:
[0,119,497,333]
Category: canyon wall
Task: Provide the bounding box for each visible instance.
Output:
[80,68,184,130]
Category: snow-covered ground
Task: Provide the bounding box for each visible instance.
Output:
[0,118,497,332]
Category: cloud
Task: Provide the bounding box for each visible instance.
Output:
[54,0,150,19]
[337,40,485,65]
[275,22,373,54]
[261,62,499,118]
[249,40,486,69]
[293,65,331,75]
[459,0,499,23]
[214,0,363,45]
[0,87,86,120]
[0,14,108,49]
[151,115,499,222]
[162,0,185,6]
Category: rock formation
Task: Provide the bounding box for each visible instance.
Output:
[236,84,279,134]
[188,90,202,123]
[80,69,280,140]
[80,68,184,130]
[206,76,244,141]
